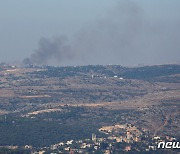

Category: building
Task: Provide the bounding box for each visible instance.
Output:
[92,133,96,142]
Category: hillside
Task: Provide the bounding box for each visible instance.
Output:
[0,64,179,152]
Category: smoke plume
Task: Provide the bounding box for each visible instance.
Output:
[23,0,180,66]
[23,36,72,65]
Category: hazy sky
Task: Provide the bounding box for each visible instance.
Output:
[0,0,180,66]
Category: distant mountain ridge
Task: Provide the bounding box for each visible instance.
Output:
[26,64,180,81]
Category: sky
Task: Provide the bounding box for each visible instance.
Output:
[0,0,180,66]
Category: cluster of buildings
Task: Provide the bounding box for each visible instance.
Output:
[36,123,151,153]
[43,123,178,153]
[99,124,142,144]
[1,123,178,153]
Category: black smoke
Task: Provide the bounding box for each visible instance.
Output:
[23,0,180,66]
[23,36,72,65]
